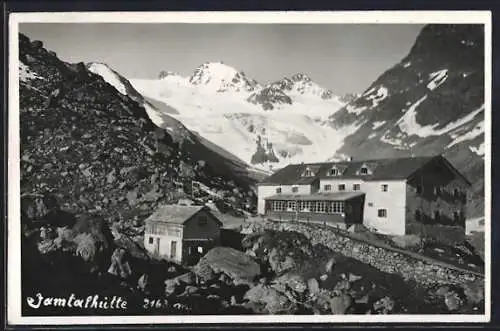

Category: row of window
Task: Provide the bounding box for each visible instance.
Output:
[271,200,345,214]
[414,209,464,223]
[415,185,466,200]
[275,183,389,194]
[303,166,371,177]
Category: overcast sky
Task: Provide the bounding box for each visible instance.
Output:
[19,23,424,95]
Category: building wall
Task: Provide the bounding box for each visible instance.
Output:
[362,180,407,235]
[265,210,345,223]
[257,184,313,214]
[144,222,184,263]
[183,210,221,241]
[405,162,468,239]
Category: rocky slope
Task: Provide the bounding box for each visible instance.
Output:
[329,24,485,218]
[19,33,259,227]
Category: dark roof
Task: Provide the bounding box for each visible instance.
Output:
[264,192,365,201]
[145,204,221,225]
[258,155,467,185]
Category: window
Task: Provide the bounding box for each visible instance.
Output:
[272,201,285,211]
[303,168,313,177]
[148,223,166,235]
[148,237,154,244]
[360,167,368,175]
[292,186,299,193]
[311,201,317,213]
[329,168,338,176]
[317,201,326,213]
[328,201,344,214]
[287,201,296,211]
[276,187,282,194]
[378,209,387,218]
[368,202,373,207]
[324,184,332,191]
[434,186,441,196]
[434,210,441,221]
[416,185,423,194]
[353,184,360,191]
[453,211,460,223]
[453,188,460,197]
[300,201,312,212]
[381,184,388,192]
[338,184,346,191]
[414,209,421,221]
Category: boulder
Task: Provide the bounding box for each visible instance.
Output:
[268,248,297,275]
[274,273,307,295]
[330,294,353,314]
[325,257,336,274]
[333,279,352,295]
[175,272,196,285]
[372,296,395,314]
[462,281,484,304]
[444,291,464,311]
[137,273,149,292]
[194,247,261,283]
[165,279,180,296]
[348,273,362,282]
[307,278,320,296]
[107,247,132,278]
[74,233,97,262]
[182,285,199,296]
[244,284,296,314]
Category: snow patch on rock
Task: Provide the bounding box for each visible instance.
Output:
[469,142,485,156]
[427,69,448,91]
[365,86,389,108]
[88,62,127,95]
[19,62,44,82]
[447,120,484,149]
[345,104,368,115]
[372,121,386,130]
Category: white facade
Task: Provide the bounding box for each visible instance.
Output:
[257,184,313,215]
[361,180,407,235]
[144,223,184,263]
[318,178,408,235]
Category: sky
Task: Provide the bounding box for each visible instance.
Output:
[19,23,424,95]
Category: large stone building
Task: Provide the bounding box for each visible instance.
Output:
[257,155,470,236]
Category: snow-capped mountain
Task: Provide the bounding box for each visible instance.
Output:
[329,24,485,218]
[188,61,260,93]
[121,62,347,171]
[247,73,343,110]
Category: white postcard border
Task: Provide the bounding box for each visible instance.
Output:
[7,10,492,325]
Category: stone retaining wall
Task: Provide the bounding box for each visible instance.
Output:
[243,220,480,287]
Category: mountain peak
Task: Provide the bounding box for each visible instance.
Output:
[188,61,259,93]
[290,73,312,82]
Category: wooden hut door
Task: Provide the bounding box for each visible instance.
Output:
[154,238,160,256]
[170,241,177,259]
